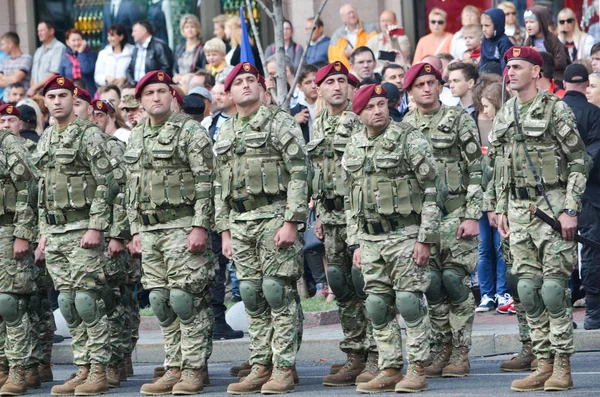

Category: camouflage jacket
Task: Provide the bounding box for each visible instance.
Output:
[101,131,129,240]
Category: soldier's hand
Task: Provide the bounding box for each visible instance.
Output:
[108,239,125,258]
[188,227,208,253]
[222,230,233,260]
[128,234,142,257]
[413,242,431,266]
[497,214,510,239]
[456,219,480,239]
[352,247,361,270]
[81,230,102,248]
[274,221,297,249]
[558,212,577,241]
[34,245,45,265]
[314,217,324,241]
[487,211,498,228]
[13,238,30,260]
[38,234,47,251]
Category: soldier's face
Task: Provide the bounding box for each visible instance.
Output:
[408,75,442,108]
[229,74,260,107]
[93,110,109,131]
[73,98,92,121]
[140,83,173,119]
[0,115,21,135]
[359,97,389,133]
[317,75,348,107]
[45,89,74,121]
[506,60,539,91]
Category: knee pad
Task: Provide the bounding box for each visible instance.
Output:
[351,265,367,300]
[0,293,24,325]
[262,277,289,313]
[149,288,177,327]
[517,277,544,318]
[396,291,427,327]
[74,291,102,326]
[170,289,196,325]
[425,271,446,305]
[505,267,519,299]
[442,268,471,305]
[541,278,569,319]
[365,293,395,330]
[239,279,268,316]
[102,287,116,315]
[327,265,353,302]
[57,291,82,328]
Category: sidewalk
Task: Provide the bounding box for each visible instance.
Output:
[51,308,599,364]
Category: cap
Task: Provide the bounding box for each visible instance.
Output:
[74,87,92,104]
[564,63,589,83]
[42,75,75,96]
[224,62,260,91]
[0,104,20,118]
[92,99,110,114]
[183,95,206,116]
[315,61,349,86]
[352,84,387,115]
[403,63,443,90]
[381,82,400,105]
[135,71,173,99]
[173,90,184,107]
[121,95,140,109]
[347,73,359,88]
[17,105,36,124]
[188,86,213,102]
[503,46,544,67]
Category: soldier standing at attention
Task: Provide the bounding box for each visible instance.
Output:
[34,76,117,396]
[213,63,308,395]
[307,61,378,387]
[489,47,586,392]
[403,62,483,378]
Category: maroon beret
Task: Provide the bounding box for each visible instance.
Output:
[0,104,20,118]
[258,74,266,90]
[135,71,173,99]
[503,46,544,67]
[173,90,184,107]
[74,87,92,104]
[352,84,387,115]
[403,62,443,90]
[224,62,261,92]
[347,73,359,88]
[42,75,75,96]
[92,99,110,114]
[315,61,349,86]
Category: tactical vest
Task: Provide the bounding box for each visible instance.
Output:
[0,130,24,222]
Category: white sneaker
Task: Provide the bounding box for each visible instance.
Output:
[496,293,511,307]
[476,294,495,312]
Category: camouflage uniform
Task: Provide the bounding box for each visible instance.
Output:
[403,105,483,369]
[214,104,308,369]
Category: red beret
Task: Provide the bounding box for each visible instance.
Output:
[173,90,184,107]
[503,46,544,67]
[258,74,266,90]
[403,62,443,90]
[135,71,173,99]
[42,75,75,96]
[315,61,349,86]
[347,73,359,88]
[0,104,20,118]
[92,99,110,114]
[224,62,260,92]
[352,84,387,115]
[74,87,92,104]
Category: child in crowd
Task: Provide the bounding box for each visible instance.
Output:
[204,38,228,76]
[480,8,514,72]
[463,24,483,64]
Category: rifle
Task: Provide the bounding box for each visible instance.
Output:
[528,204,600,250]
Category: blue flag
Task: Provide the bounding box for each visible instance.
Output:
[239,7,256,66]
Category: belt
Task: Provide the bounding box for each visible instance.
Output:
[443,194,466,216]
[229,195,285,213]
[322,196,345,212]
[510,185,542,201]
[139,206,194,226]
[46,209,89,226]
[0,213,14,226]
[363,214,419,235]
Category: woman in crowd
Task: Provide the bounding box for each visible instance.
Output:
[173,14,205,84]
[413,8,453,63]
[264,20,304,72]
[92,99,130,143]
[59,28,98,96]
[226,16,264,76]
[450,6,481,60]
[586,72,600,107]
[497,1,526,45]
[557,8,594,62]
[95,24,135,89]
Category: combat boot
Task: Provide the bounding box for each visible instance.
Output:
[356,367,403,393]
[125,356,134,376]
[105,364,120,388]
[329,363,343,375]
[39,363,54,383]
[153,366,166,379]
[237,368,251,378]
[442,346,470,377]
[322,352,365,386]
[118,361,127,382]
[0,366,27,396]
[510,358,553,392]
[0,367,8,387]
[74,363,109,396]
[395,362,428,393]
[424,343,452,378]
[51,365,90,396]
[544,354,573,391]
[227,364,271,395]
[24,365,41,389]
[229,361,251,377]
[530,358,539,371]
[141,367,181,395]
[261,366,295,394]
[500,342,535,372]
[172,369,204,395]
[355,352,379,384]
[202,367,210,385]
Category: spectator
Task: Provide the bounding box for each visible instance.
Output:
[588,72,600,106]
[265,55,299,105]
[537,52,565,98]
[265,20,304,72]
[480,8,513,72]
[120,94,144,127]
[208,82,236,143]
[497,1,526,45]
[448,61,479,115]
[213,15,231,54]
[92,99,130,142]
[305,17,330,66]
[99,84,122,110]
[17,104,39,142]
[476,80,503,139]
[17,98,43,134]
[187,86,212,128]
[451,6,481,60]
[591,43,600,73]
[349,46,378,83]
[225,16,264,77]
[382,64,408,117]
[413,8,453,64]
[0,32,32,102]
[463,24,483,64]
[28,20,66,97]
[576,58,593,74]
[187,69,215,92]
[366,10,411,72]
[204,38,228,77]
[328,4,376,69]
[59,29,98,97]
[95,24,134,89]
[290,64,318,143]
[557,8,594,62]
[102,0,142,45]
[6,83,25,104]
[173,14,205,84]
[126,20,173,85]
[381,82,402,122]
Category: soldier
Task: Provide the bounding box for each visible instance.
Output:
[120,95,145,128]
[34,75,118,396]
[345,84,440,393]
[124,70,216,395]
[306,61,377,387]
[0,104,40,395]
[73,88,93,121]
[403,62,483,378]
[213,62,308,395]
[489,47,586,392]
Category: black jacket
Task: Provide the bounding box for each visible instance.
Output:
[126,37,174,85]
[389,107,403,122]
[173,42,204,75]
[290,103,309,144]
[20,129,39,143]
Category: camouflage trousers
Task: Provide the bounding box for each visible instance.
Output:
[121,283,140,359]
[323,223,376,356]
[141,227,215,369]
[360,225,431,368]
[508,193,575,359]
[501,239,531,345]
[427,210,478,352]
[104,247,128,365]
[230,217,302,368]
[45,229,111,365]
[27,272,57,367]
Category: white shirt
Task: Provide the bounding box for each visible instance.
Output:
[440,86,460,107]
[114,128,130,143]
[134,36,152,82]
[94,43,134,87]
[111,0,122,18]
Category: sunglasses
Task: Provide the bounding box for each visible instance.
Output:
[430,20,445,25]
[559,18,574,24]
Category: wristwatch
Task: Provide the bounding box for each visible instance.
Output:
[564,209,578,217]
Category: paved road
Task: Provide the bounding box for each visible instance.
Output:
[27,352,600,396]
